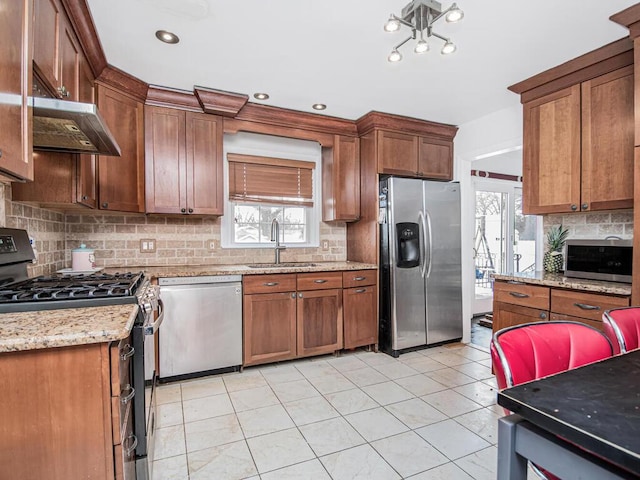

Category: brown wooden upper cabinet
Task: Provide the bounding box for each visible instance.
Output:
[96,84,145,213]
[33,0,80,100]
[322,135,360,222]
[521,66,634,215]
[145,105,223,215]
[0,0,33,182]
[377,130,453,180]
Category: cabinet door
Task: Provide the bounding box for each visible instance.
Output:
[77,56,97,208]
[522,85,581,214]
[418,137,452,180]
[0,0,32,181]
[323,135,360,222]
[492,302,548,334]
[297,289,343,357]
[343,285,377,349]
[581,66,634,211]
[377,130,418,176]
[145,106,186,214]
[186,111,223,215]
[58,20,79,101]
[33,0,60,91]
[243,292,297,366]
[96,85,145,212]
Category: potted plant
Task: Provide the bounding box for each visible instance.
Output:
[543,224,569,273]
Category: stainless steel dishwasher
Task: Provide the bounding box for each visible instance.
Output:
[158,275,242,380]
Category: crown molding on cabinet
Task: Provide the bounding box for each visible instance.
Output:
[96,65,148,102]
[356,111,458,139]
[611,4,640,39]
[194,87,249,117]
[145,85,202,112]
[508,37,633,102]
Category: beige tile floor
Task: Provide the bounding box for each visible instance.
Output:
[151,343,509,480]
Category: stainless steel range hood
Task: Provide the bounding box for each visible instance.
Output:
[32,97,121,156]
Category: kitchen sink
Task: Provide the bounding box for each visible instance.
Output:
[247,263,318,268]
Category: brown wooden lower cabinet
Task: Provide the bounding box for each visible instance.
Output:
[343,285,377,349]
[0,338,131,480]
[297,288,343,357]
[492,301,549,333]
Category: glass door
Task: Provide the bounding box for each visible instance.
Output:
[472,181,537,316]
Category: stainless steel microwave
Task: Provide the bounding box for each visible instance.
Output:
[564,239,632,283]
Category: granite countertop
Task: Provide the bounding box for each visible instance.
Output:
[0,304,138,353]
[492,271,632,296]
[104,261,377,278]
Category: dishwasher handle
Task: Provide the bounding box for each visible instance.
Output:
[144,298,164,336]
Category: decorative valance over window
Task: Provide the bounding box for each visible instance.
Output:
[228,153,315,206]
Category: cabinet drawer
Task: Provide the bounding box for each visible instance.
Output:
[342,270,377,288]
[297,272,343,291]
[494,281,550,310]
[550,290,630,322]
[243,274,296,294]
[110,336,133,396]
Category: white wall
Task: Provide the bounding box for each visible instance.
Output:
[454,103,523,344]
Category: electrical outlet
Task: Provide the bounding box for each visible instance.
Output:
[207,239,216,251]
[140,238,156,253]
[321,240,330,251]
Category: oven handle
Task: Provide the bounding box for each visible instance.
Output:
[143,298,164,336]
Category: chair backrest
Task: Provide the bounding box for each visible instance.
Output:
[491,321,613,390]
[602,307,640,354]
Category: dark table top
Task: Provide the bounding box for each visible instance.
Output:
[498,350,640,476]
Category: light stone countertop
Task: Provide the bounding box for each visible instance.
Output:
[104,261,377,279]
[492,271,632,296]
[0,304,138,353]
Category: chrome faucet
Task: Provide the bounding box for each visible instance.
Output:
[270,218,286,264]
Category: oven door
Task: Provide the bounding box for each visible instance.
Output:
[134,299,164,480]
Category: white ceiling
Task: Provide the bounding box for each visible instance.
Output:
[86,0,636,126]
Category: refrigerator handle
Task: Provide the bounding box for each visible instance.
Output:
[418,210,428,278]
[425,209,433,278]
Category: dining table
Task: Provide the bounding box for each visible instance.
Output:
[497,349,640,479]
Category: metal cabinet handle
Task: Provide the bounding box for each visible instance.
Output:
[581,203,589,211]
[120,385,135,405]
[81,195,88,200]
[574,303,600,311]
[263,282,279,286]
[291,293,296,299]
[355,288,367,293]
[101,202,108,208]
[181,208,186,213]
[124,434,138,457]
[314,279,328,284]
[120,343,135,361]
[353,276,366,281]
[507,280,525,285]
[509,292,529,298]
[570,204,578,211]
[188,208,194,213]
[539,312,547,319]
[298,293,303,298]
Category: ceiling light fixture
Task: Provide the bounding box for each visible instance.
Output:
[384,0,463,62]
[155,30,180,44]
[253,93,270,100]
[312,104,327,111]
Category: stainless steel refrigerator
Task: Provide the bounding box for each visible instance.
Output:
[379,176,462,357]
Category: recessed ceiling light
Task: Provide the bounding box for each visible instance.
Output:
[155,30,180,44]
[312,104,326,111]
[253,93,270,100]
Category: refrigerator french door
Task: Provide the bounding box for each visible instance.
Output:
[379,176,462,356]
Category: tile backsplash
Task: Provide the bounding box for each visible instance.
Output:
[543,210,633,241]
[1,184,346,273]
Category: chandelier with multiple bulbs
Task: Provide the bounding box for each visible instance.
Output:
[384,0,464,62]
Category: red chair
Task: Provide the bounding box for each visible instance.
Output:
[602,307,640,354]
[491,321,614,480]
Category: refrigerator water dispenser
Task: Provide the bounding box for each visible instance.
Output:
[396,222,420,268]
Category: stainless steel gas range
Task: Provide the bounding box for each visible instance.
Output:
[0,228,162,480]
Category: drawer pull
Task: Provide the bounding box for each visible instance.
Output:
[355,288,367,293]
[574,303,600,311]
[509,292,529,298]
[121,385,135,405]
[124,434,138,457]
[507,280,525,285]
[353,276,366,281]
[120,344,135,361]
[314,279,328,284]
[263,282,279,287]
